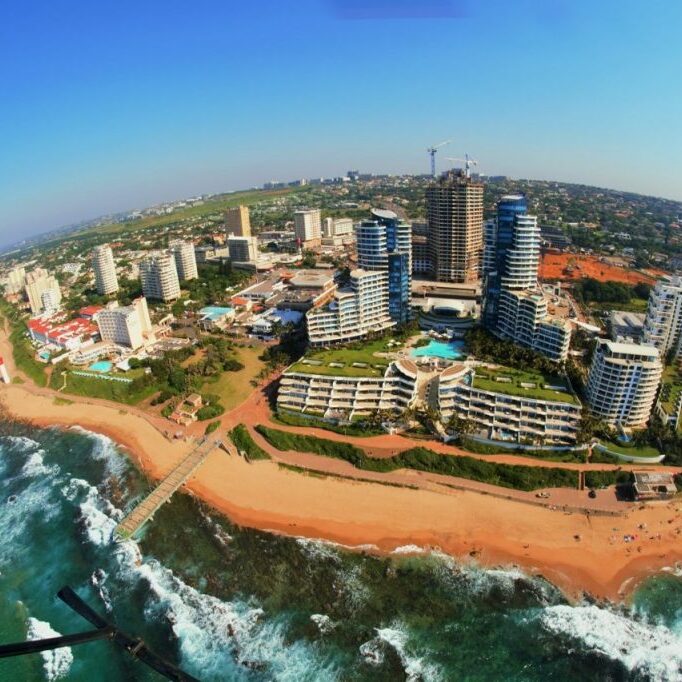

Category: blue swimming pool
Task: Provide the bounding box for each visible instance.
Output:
[411,339,465,360]
[200,306,234,321]
[89,361,113,373]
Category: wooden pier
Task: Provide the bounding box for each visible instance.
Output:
[114,437,221,541]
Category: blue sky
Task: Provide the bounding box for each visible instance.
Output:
[1,0,681,244]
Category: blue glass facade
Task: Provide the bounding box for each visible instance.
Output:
[358,210,412,325]
[483,195,528,327]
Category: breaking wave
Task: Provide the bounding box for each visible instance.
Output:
[26,617,74,681]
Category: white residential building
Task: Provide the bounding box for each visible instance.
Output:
[322,217,353,238]
[24,268,62,315]
[496,289,571,362]
[170,240,198,281]
[294,209,322,246]
[586,340,662,428]
[227,236,258,264]
[92,244,119,295]
[499,214,541,290]
[642,275,682,360]
[139,252,181,302]
[482,219,497,275]
[306,269,394,346]
[97,297,154,350]
[5,266,26,295]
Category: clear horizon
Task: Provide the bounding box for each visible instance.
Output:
[2,0,681,244]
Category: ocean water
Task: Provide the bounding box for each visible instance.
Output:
[1,424,681,681]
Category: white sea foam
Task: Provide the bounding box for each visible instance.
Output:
[3,435,41,451]
[311,613,336,635]
[359,624,442,680]
[391,544,427,555]
[296,537,342,563]
[539,604,682,680]
[91,568,113,613]
[69,426,129,478]
[26,617,74,681]
[376,625,442,681]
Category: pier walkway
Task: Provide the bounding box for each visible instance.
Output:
[114,437,222,540]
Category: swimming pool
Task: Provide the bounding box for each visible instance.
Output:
[411,339,465,361]
[200,306,234,321]
[89,361,113,373]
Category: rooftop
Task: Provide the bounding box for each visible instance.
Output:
[601,340,660,357]
[471,365,579,405]
[286,338,399,377]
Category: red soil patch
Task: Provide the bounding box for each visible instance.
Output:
[539,252,657,285]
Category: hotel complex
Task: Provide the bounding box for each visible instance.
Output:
[97,297,154,350]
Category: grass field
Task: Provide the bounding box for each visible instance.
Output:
[78,187,302,238]
[201,344,265,410]
[472,366,579,404]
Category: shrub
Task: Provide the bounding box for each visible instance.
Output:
[230,424,270,460]
[205,421,220,435]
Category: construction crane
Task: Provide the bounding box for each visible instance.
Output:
[444,153,478,178]
[426,139,451,177]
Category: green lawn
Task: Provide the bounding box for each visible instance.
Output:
[472,366,579,404]
[50,367,157,405]
[201,345,265,410]
[287,338,399,378]
[596,440,661,458]
[659,365,682,413]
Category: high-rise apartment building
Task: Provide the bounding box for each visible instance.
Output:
[139,252,181,302]
[322,217,353,238]
[5,266,26,295]
[170,240,198,281]
[426,169,483,283]
[481,194,569,361]
[294,209,322,248]
[306,269,394,345]
[586,340,662,427]
[92,244,119,295]
[356,208,412,325]
[227,236,258,264]
[225,205,251,237]
[97,297,153,350]
[24,268,62,315]
[642,275,682,360]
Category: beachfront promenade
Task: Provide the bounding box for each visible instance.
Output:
[114,437,223,540]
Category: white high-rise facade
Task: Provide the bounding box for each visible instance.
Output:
[322,217,353,238]
[24,268,62,315]
[92,244,119,295]
[306,269,394,346]
[170,240,198,281]
[642,275,682,360]
[5,266,26,295]
[586,340,662,428]
[499,214,541,290]
[294,209,322,246]
[97,297,154,350]
[139,252,181,302]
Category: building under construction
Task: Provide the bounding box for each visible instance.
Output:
[426,169,484,284]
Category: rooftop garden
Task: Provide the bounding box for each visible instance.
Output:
[595,439,662,459]
[472,366,579,405]
[287,337,401,377]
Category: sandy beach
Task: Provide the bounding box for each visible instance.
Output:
[2,381,681,603]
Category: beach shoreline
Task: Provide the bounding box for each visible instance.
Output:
[2,383,681,604]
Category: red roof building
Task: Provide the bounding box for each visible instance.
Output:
[28,317,100,350]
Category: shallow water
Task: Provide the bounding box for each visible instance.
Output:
[0,424,680,681]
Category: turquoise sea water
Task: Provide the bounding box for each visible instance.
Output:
[411,340,465,360]
[1,423,681,681]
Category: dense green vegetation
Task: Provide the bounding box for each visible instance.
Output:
[472,366,578,404]
[229,424,270,460]
[255,426,602,492]
[464,327,561,374]
[0,300,47,386]
[572,277,651,307]
[205,421,220,435]
[458,437,586,463]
